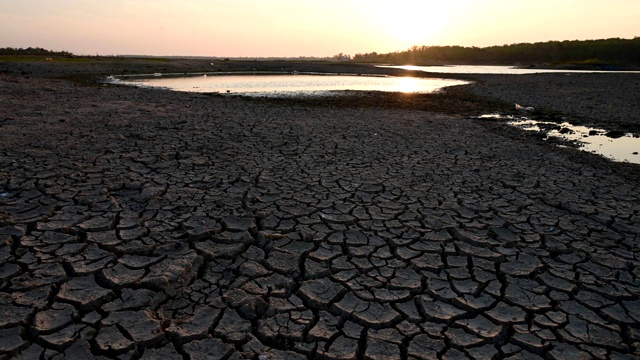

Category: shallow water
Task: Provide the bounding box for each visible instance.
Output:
[480,115,640,164]
[381,64,640,75]
[116,73,470,96]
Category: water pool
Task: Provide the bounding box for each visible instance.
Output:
[480,114,640,164]
[114,73,470,96]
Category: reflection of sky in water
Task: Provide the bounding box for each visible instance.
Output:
[507,119,640,164]
[121,74,469,96]
[381,65,640,74]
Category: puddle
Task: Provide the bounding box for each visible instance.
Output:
[479,115,640,164]
[112,73,470,97]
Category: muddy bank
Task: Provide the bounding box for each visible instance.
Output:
[463,72,640,132]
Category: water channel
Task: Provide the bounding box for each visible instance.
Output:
[379,64,640,74]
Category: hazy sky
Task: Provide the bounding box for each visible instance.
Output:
[1,0,638,57]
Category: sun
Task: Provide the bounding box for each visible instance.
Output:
[378,2,450,48]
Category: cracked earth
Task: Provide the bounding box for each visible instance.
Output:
[1,72,639,359]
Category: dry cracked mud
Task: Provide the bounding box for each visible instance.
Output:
[0,66,639,359]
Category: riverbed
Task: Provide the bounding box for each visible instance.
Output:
[0,58,638,359]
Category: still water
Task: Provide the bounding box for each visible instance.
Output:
[116,73,470,96]
[480,115,640,164]
[381,65,640,74]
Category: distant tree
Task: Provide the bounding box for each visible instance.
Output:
[349,38,640,65]
[0,47,73,56]
[332,53,351,61]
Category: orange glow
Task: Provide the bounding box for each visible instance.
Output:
[378,2,450,48]
[1,0,639,57]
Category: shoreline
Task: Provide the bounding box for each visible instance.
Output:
[4,56,640,127]
[1,59,639,359]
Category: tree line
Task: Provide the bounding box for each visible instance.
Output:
[0,47,73,56]
[352,37,640,65]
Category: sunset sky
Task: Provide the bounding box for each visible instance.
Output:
[1,0,639,57]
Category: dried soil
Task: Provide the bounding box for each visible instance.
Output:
[0,59,639,359]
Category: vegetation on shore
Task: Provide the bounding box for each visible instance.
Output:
[351,37,640,66]
[0,47,73,57]
[4,37,640,68]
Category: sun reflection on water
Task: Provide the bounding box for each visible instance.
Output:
[118,74,470,96]
[393,77,424,93]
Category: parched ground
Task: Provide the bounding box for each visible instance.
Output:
[0,61,639,359]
